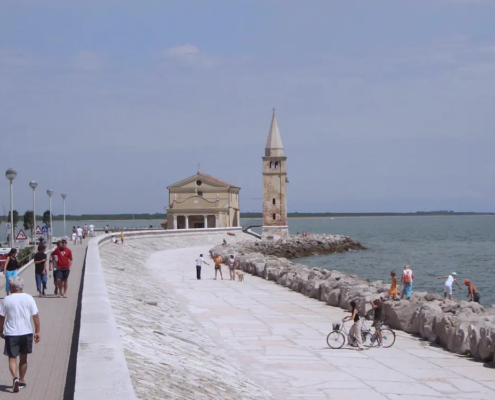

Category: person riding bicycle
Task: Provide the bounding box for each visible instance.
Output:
[370,298,384,348]
[343,301,364,351]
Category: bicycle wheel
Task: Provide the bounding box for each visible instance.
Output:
[326,331,346,349]
[380,329,396,348]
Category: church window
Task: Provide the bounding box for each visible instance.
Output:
[272,213,276,220]
[275,162,279,169]
[198,191,203,196]
[272,198,276,205]
[196,180,203,186]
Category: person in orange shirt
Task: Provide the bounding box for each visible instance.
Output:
[214,255,223,280]
[388,271,398,300]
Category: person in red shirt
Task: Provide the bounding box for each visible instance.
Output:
[51,240,73,298]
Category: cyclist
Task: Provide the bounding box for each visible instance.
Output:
[370,298,384,348]
[343,301,364,351]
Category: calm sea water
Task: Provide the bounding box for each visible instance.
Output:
[242,216,495,307]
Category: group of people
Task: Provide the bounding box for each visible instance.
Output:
[385,265,480,303]
[0,240,73,392]
[195,253,238,281]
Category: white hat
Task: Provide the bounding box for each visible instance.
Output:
[452,272,457,276]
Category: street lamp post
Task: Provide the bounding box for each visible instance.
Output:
[29,181,38,245]
[5,169,17,248]
[61,194,67,238]
[47,189,54,248]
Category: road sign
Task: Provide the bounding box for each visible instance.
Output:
[15,229,28,241]
[18,240,26,249]
[35,225,43,235]
[42,226,49,233]
[5,223,11,230]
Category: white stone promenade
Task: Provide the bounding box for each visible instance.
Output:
[99,232,495,400]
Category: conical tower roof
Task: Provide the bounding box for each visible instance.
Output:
[265,112,284,157]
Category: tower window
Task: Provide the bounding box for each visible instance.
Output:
[272,213,276,220]
[198,191,203,196]
[272,198,276,205]
[275,162,279,169]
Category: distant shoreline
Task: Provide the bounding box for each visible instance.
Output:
[1,212,493,223]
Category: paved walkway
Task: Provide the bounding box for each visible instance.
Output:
[0,241,86,399]
[149,245,495,400]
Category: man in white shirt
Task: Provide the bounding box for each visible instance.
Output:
[89,224,95,237]
[76,226,83,244]
[0,277,40,392]
[195,254,209,280]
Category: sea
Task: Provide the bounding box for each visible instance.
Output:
[243,216,495,307]
[2,216,493,306]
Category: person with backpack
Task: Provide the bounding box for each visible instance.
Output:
[401,265,414,300]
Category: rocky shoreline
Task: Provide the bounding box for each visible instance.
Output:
[210,235,495,363]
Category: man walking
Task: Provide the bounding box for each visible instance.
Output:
[0,277,40,392]
[50,240,62,295]
[51,239,73,298]
[214,254,223,280]
[195,254,209,280]
[76,226,83,244]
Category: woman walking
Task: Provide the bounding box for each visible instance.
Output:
[34,244,48,297]
[344,301,364,351]
[3,249,20,296]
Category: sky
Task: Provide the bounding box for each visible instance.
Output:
[0,0,494,215]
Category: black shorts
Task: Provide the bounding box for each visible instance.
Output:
[474,293,481,303]
[372,321,383,329]
[4,334,33,358]
[56,269,70,281]
[215,265,221,270]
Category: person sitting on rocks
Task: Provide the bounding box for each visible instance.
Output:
[464,279,480,303]
[343,301,364,351]
[438,272,461,301]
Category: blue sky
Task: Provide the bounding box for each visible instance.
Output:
[1,0,494,214]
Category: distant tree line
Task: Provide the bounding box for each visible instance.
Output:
[1,211,492,224]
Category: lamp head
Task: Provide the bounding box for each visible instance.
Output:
[5,168,17,181]
[61,193,67,199]
[47,189,54,197]
[29,180,38,189]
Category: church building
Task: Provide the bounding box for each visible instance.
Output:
[262,111,289,239]
[166,172,241,230]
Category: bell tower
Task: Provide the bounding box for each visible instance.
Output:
[262,109,289,239]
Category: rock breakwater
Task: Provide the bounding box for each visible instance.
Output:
[237,233,366,258]
[210,237,495,363]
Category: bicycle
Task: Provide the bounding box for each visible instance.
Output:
[326,319,396,349]
[326,319,355,349]
[360,320,396,348]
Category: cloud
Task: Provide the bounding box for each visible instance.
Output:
[159,44,244,68]
[73,51,103,72]
[162,44,200,60]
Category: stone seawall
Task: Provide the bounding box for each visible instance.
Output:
[210,238,495,363]
[236,234,366,258]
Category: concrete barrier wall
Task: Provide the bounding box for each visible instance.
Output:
[74,227,242,400]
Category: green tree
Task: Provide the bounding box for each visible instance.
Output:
[23,211,34,233]
[43,210,51,227]
[7,210,19,229]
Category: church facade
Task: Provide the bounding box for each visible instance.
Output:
[166,172,241,230]
[262,112,289,239]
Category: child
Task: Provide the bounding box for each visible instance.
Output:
[120,232,125,244]
[370,298,383,347]
[388,271,398,300]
